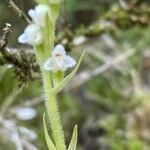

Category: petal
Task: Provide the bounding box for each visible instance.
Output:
[52,44,66,57]
[55,57,64,68]
[64,56,76,68]
[25,24,41,34]
[28,9,36,20]
[35,5,50,26]
[18,24,43,46]
[35,4,50,13]
[25,24,43,45]
[18,33,28,44]
[43,58,55,71]
[34,32,43,45]
[28,5,50,26]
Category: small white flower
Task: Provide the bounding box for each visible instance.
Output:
[28,4,50,27]
[18,24,43,45]
[43,44,76,72]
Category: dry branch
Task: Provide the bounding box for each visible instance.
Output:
[9,0,31,24]
[0,23,39,85]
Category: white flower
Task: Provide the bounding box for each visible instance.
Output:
[18,24,43,45]
[43,44,76,72]
[28,4,50,27]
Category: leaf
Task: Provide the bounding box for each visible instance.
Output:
[68,125,78,150]
[50,50,85,95]
[43,113,56,150]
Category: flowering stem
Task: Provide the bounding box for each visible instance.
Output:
[34,3,66,150]
[43,71,66,150]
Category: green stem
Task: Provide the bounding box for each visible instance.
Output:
[35,52,66,150]
[43,72,66,150]
[34,3,66,150]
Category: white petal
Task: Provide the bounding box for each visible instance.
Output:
[18,33,28,44]
[28,4,50,26]
[27,24,43,45]
[25,24,41,34]
[52,44,66,57]
[19,24,43,45]
[43,58,54,71]
[64,56,76,68]
[33,32,43,45]
[35,4,50,13]
[55,57,64,68]
[28,9,36,20]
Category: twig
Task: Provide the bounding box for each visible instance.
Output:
[0,117,38,150]
[0,118,24,150]
[11,95,43,109]
[22,139,39,150]
[22,95,43,107]
[9,0,31,24]
[0,23,12,50]
[0,23,39,84]
[0,87,23,116]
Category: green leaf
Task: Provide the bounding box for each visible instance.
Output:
[50,50,85,95]
[43,113,56,150]
[68,125,78,150]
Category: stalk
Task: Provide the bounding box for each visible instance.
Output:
[43,71,66,150]
[34,3,66,150]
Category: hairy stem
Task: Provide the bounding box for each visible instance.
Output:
[35,3,66,150]
[35,49,66,150]
[43,71,66,149]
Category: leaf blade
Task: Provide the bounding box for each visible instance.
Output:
[68,125,78,150]
[43,113,56,150]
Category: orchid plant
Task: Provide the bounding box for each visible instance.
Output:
[18,0,84,150]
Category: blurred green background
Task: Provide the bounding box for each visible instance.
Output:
[0,0,150,150]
